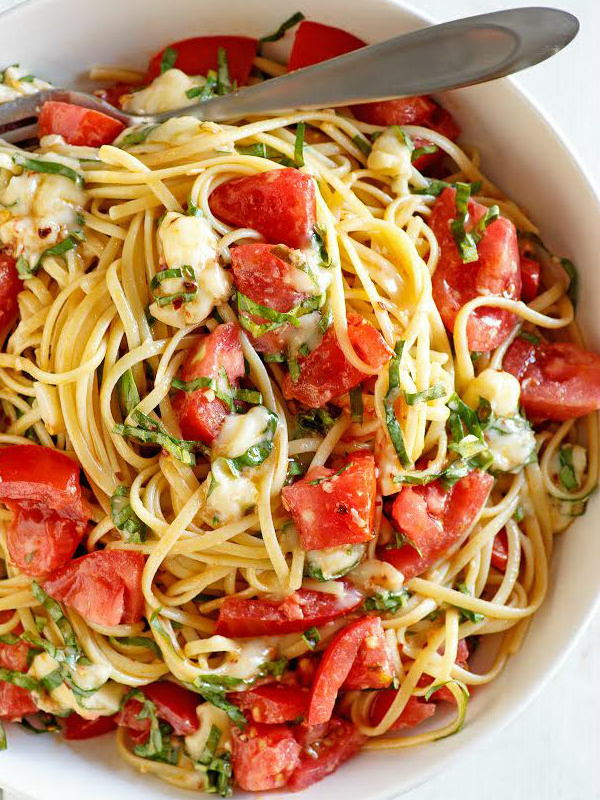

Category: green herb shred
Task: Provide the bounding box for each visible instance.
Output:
[160,46,178,74]
[13,154,83,187]
[384,341,412,468]
[260,11,305,42]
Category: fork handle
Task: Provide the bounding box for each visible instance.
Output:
[160,7,577,123]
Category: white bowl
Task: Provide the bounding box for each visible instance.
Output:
[1,0,599,798]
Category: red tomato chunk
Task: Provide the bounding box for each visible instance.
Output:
[282,314,392,407]
[215,586,363,638]
[503,337,600,421]
[491,529,509,571]
[235,684,309,724]
[382,471,493,578]
[0,617,37,721]
[116,681,199,738]
[430,187,521,352]
[43,550,145,627]
[282,452,377,549]
[232,722,301,791]
[62,713,118,740]
[288,21,364,71]
[209,169,316,250]
[342,616,395,690]
[38,101,125,147]
[6,504,86,576]
[172,322,244,444]
[146,36,257,84]
[370,691,436,731]
[0,252,22,346]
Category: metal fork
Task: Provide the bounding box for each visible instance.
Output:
[0,8,578,146]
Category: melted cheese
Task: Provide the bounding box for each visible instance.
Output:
[29,653,125,719]
[149,211,232,328]
[306,544,365,580]
[464,369,521,417]
[349,558,405,593]
[0,66,51,105]
[214,406,273,459]
[185,705,231,763]
[486,418,536,473]
[367,128,412,194]
[203,466,258,525]
[122,69,207,114]
[549,444,588,531]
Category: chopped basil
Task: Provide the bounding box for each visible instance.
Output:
[404,382,445,406]
[412,178,481,198]
[237,291,321,337]
[514,504,525,523]
[32,231,85,275]
[13,154,83,187]
[353,134,372,157]
[558,446,578,491]
[306,462,350,486]
[312,223,331,268]
[561,258,578,306]
[364,589,410,613]
[150,266,194,291]
[424,679,470,702]
[471,205,500,245]
[114,410,206,466]
[295,407,340,437]
[196,724,232,797]
[30,582,80,656]
[260,11,305,42]
[285,457,306,485]
[454,583,485,623]
[110,485,146,543]
[186,76,217,101]
[192,677,247,730]
[349,385,364,423]
[187,198,202,217]
[17,713,60,735]
[160,46,178,74]
[236,143,295,166]
[384,341,411,468]
[263,351,286,363]
[41,668,64,692]
[518,329,540,345]
[233,387,263,405]
[256,658,288,679]
[15,256,32,279]
[123,689,179,763]
[412,143,438,162]
[172,376,215,392]
[301,626,320,650]
[0,668,40,692]
[120,125,159,148]
[450,182,478,263]
[216,47,231,96]
[294,121,306,167]
[392,125,413,152]
[19,74,36,83]
[0,720,5,751]
[117,368,140,417]
[225,410,278,473]
[109,635,160,656]
[0,633,19,645]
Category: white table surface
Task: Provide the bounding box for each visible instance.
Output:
[0,0,599,799]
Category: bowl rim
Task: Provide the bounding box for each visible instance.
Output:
[0,1,599,798]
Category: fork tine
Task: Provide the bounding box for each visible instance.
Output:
[1,123,39,145]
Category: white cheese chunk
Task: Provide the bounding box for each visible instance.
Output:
[122,69,206,114]
[349,558,405,593]
[213,406,273,460]
[0,66,51,105]
[485,416,537,473]
[305,544,365,581]
[203,466,258,525]
[185,705,231,762]
[463,368,521,418]
[367,128,412,194]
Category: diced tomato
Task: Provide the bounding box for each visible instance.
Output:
[95,82,137,109]
[288,716,366,791]
[430,187,521,352]
[146,36,257,84]
[38,101,125,147]
[235,684,309,724]
[116,681,199,737]
[342,616,395,690]
[0,252,22,346]
[352,96,461,172]
[215,586,363,638]
[62,713,118,740]
[209,168,316,249]
[231,243,311,313]
[503,337,600,421]
[288,21,365,71]
[172,323,244,444]
[491,529,509,571]
[232,722,301,791]
[282,314,392,407]
[370,691,436,731]
[308,617,377,726]
[282,452,376,549]
[520,257,541,303]
[0,620,37,720]
[382,471,493,578]
[6,504,85,576]
[0,445,87,521]
[43,550,146,627]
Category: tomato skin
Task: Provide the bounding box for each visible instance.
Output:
[232,722,301,791]
[288,21,364,71]
[95,82,137,109]
[342,616,395,690]
[491,529,509,571]
[0,445,87,521]
[282,452,376,549]
[235,684,309,724]
[6,504,85,576]
[62,713,118,740]
[117,681,199,737]
[0,252,22,346]
[503,337,600,421]
[172,323,244,444]
[370,691,436,731]
[282,314,392,407]
[382,471,493,578]
[308,617,378,726]
[38,101,125,147]
[146,35,257,83]
[43,550,146,627]
[209,169,316,249]
[520,256,541,303]
[430,187,521,352]
[0,621,37,720]
[231,243,310,314]
[288,716,366,791]
[215,586,363,638]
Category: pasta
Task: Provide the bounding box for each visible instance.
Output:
[0,14,598,796]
